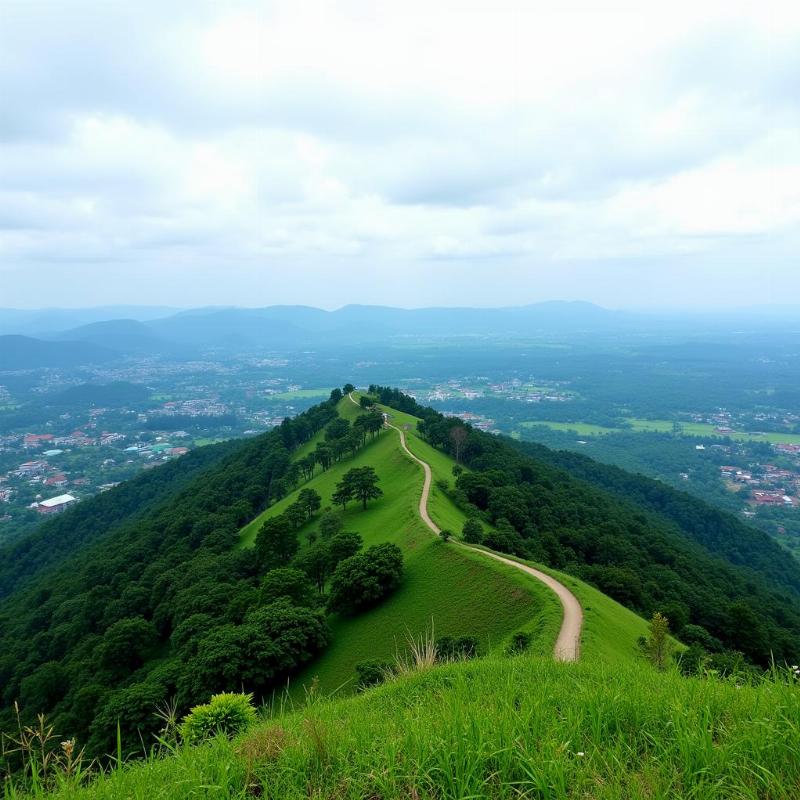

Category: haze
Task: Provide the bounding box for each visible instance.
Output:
[1,1,798,310]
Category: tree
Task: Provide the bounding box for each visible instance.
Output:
[644,611,673,671]
[328,543,403,615]
[319,511,343,538]
[296,541,332,593]
[260,568,315,607]
[328,531,363,568]
[359,395,374,408]
[462,518,484,544]
[450,425,468,463]
[452,464,464,478]
[343,383,355,394]
[297,488,322,520]
[337,466,383,511]
[439,528,453,542]
[94,616,158,677]
[331,484,352,510]
[256,517,299,570]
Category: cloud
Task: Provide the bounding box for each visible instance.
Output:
[0,0,798,308]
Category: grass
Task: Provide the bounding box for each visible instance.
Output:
[29,657,800,799]
[519,417,800,445]
[269,388,333,401]
[519,420,618,436]
[238,396,560,697]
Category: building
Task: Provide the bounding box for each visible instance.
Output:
[36,494,77,514]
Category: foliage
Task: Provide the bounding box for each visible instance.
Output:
[179,693,257,744]
[354,660,393,690]
[642,612,673,671]
[436,634,479,661]
[328,543,404,616]
[462,517,484,544]
[332,466,383,511]
[506,631,532,655]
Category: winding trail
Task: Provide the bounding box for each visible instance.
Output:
[348,393,583,661]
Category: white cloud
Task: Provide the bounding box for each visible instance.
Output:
[0,0,798,308]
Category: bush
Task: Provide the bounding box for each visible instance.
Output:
[436,635,479,661]
[506,631,532,655]
[328,543,404,615]
[355,659,393,690]
[180,692,257,744]
[462,518,484,544]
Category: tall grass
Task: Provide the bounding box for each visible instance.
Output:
[12,656,799,799]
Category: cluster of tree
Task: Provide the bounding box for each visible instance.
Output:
[0,394,344,758]
[295,411,384,480]
[332,466,383,510]
[370,388,800,668]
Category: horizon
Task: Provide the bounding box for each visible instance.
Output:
[2,299,800,317]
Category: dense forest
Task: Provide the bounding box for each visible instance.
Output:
[371,386,800,666]
[0,391,399,761]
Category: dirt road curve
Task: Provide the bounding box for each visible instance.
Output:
[347,393,582,661]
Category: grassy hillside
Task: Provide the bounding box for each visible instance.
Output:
[35,656,800,799]
[239,396,562,695]
[374,399,653,663]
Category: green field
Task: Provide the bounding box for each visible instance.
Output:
[239,395,561,696]
[269,387,333,401]
[519,420,618,436]
[519,416,800,445]
[43,656,800,799]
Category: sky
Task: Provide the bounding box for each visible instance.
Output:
[1,0,798,310]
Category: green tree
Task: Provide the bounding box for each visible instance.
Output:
[644,611,673,671]
[256,517,299,570]
[297,488,322,520]
[319,511,343,538]
[462,518,484,544]
[337,466,383,511]
[260,568,315,607]
[296,541,332,593]
[328,531,363,569]
[328,543,403,615]
[94,616,157,677]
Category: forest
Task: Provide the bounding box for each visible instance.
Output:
[370,386,800,666]
[0,391,400,762]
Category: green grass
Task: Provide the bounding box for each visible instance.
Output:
[34,657,800,799]
[519,417,800,445]
[239,396,560,697]
[270,388,333,401]
[519,420,619,436]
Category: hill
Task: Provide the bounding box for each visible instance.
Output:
[0,335,116,370]
[31,656,800,799]
[2,384,799,788]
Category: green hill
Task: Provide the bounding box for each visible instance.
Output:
[32,656,800,799]
[3,384,800,797]
[238,395,564,694]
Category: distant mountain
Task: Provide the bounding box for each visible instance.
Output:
[0,306,181,337]
[0,335,117,370]
[55,319,194,357]
[3,302,798,357]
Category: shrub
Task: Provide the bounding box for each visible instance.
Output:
[355,659,394,690]
[328,543,404,615]
[180,692,257,744]
[438,528,453,542]
[462,518,484,544]
[436,634,479,661]
[506,631,532,655]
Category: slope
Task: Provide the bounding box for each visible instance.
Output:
[367,396,652,664]
[239,396,563,695]
[37,656,800,799]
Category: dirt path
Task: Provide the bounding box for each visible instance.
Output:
[347,393,582,661]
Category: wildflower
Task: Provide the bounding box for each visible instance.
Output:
[576,751,585,757]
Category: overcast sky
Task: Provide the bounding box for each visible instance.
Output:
[1,0,798,310]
